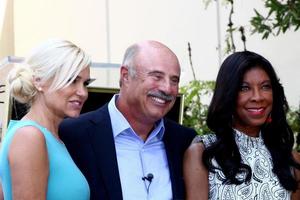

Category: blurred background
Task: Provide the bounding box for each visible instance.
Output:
[0,0,299,141]
[0,0,299,102]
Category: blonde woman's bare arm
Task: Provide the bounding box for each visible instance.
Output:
[0,181,3,200]
[8,126,48,200]
[183,142,209,200]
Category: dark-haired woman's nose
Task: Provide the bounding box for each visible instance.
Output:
[250,87,263,102]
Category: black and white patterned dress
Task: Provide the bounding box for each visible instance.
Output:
[193,129,291,200]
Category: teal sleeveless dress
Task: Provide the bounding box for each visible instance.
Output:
[0,120,90,200]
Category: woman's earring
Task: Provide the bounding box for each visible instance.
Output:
[266,114,272,123]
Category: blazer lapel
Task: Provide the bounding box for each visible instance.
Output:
[163,120,181,199]
[89,105,123,199]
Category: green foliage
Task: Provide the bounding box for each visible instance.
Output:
[287,106,300,151]
[203,0,300,49]
[180,80,215,135]
[251,0,300,39]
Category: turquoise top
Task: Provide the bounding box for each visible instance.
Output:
[0,120,90,200]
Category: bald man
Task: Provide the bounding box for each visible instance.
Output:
[59,40,197,200]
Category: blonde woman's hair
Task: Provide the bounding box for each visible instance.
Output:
[8,38,91,104]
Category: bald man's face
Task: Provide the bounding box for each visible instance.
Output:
[122,45,180,123]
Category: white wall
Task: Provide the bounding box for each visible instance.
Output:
[4,0,300,107]
[0,0,14,58]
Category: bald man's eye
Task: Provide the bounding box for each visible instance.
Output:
[170,77,179,85]
[148,72,164,81]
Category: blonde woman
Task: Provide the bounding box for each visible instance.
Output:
[0,39,92,200]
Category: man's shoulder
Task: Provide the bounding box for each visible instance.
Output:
[59,104,110,140]
[164,119,197,137]
[60,104,109,127]
[164,119,195,131]
[163,119,197,152]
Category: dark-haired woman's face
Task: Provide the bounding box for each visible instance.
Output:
[233,67,273,137]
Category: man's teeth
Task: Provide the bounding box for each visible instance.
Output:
[152,97,166,104]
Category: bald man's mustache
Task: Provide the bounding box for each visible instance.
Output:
[148,91,175,102]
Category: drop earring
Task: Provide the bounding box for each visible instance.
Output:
[266,114,272,123]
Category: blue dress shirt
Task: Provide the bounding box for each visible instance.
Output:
[108,95,172,200]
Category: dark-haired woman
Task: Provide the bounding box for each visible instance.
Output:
[183,51,300,200]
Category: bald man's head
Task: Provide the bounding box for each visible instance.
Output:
[120,40,180,86]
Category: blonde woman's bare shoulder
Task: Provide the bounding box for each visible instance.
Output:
[8,125,47,165]
[11,125,46,146]
[8,125,49,199]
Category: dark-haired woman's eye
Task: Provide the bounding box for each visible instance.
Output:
[262,83,272,91]
[240,84,249,92]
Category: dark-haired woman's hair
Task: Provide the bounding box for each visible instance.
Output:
[203,51,300,190]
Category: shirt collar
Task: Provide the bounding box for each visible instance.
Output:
[150,119,165,141]
[108,94,131,138]
[108,94,165,141]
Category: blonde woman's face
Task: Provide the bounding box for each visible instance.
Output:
[41,67,91,119]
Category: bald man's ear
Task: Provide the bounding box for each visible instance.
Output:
[120,66,129,86]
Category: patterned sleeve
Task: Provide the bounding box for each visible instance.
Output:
[192,134,217,148]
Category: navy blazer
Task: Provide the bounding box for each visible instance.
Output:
[59,104,197,200]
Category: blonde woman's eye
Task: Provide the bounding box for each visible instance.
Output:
[72,78,78,84]
[84,78,93,87]
[66,77,76,84]
[84,81,89,87]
